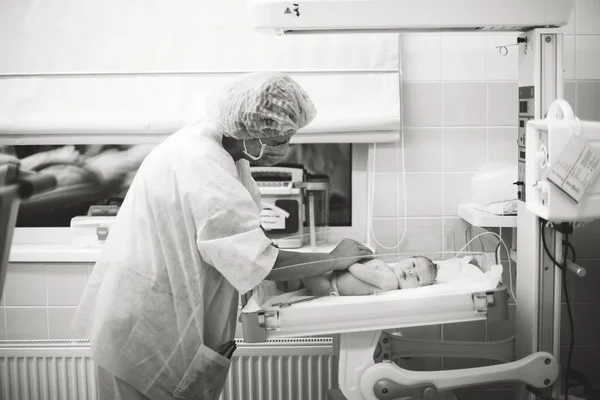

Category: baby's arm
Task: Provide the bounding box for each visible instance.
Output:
[301,259,399,296]
[347,259,399,291]
[302,271,384,296]
[335,271,383,296]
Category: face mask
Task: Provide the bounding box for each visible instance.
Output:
[244,139,290,166]
[243,139,266,161]
[255,142,290,166]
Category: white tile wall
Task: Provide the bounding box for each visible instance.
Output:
[576,0,600,34]
[370,217,443,254]
[576,81,600,121]
[375,8,600,239]
[6,308,48,340]
[401,128,444,172]
[372,142,404,173]
[442,217,470,253]
[441,36,487,81]
[563,35,576,80]
[402,83,443,126]
[487,82,518,126]
[373,130,444,174]
[442,82,487,126]
[371,174,400,218]
[48,308,84,339]
[486,35,519,81]
[487,127,518,165]
[442,173,475,215]
[373,33,524,275]
[46,264,89,306]
[0,307,6,340]
[371,173,445,218]
[4,264,46,306]
[442,128,487,172]
[575,36,600,79]
[564,81,577,113]
[401,36,442,81]
[397,174,443,217]
[1,263,93,341]
[370,218,401,252]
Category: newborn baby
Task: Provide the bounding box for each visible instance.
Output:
[300,256,438,296]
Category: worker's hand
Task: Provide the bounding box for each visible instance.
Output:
[329,238,374,270]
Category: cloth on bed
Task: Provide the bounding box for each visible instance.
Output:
[244,255,503,312]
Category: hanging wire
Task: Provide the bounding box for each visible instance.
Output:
[495,43,518,57]
[496,36,527,57]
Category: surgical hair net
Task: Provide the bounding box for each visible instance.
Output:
[208,72,317,140]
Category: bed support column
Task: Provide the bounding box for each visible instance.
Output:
[516,29,564,400]
[337,330,382,400]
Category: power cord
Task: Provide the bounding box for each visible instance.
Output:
[526,220,597,400]
[526,385,560,400]
[562,234,575,399]
[562,232,575,400]
[494,241,501,265]
[540,219,575,400]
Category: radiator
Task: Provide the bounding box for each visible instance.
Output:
[0,338,337,400]
[0,340,96,400]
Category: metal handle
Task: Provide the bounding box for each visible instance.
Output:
[546,99,576,121]
[257,310,278,331]
[374,379,437,400]
[565,260,587,278]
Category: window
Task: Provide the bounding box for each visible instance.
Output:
[276,143,352,227]
[8,143,355,229]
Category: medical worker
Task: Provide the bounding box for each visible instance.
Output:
[72,72,373,400]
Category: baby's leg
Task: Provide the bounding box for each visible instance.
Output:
[301,274,335,296]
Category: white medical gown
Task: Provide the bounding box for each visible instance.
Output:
[72,120,278,400]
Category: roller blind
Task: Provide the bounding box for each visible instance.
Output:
[0,0,401,144]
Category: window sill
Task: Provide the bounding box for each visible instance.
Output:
[9,243,102,263]
[8,240,345,264]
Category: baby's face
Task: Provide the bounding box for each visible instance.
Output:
[392,257,436,289]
